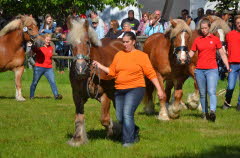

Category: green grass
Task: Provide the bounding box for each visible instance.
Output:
[0,69,240,158]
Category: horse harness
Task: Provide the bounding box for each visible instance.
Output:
[172,29,189,56]
[72,42,101,99]
[22,26,39,41]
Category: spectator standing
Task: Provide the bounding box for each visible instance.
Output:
[52,26,66,74]
[30,34,62,100]
[222,15,240,111]
[92,32,164,147]
[118,22,136,38]
[137,12,149,36]
[121,10,140,32]
[189,18,230,122]
[39,14,56,35]
[154,10,168,31]
[144,13,164,36]
[92,18,104,40]
[180,9,196,30]
[105,20,122,39]
[90,11,106,30]
[194,8,204,25]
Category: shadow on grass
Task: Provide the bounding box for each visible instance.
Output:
[162,145,240,158]
[66,129,121,142]
[0,96,15,99]
[182,113,201,118]
[137,111,159,116]
[33,96,52,99]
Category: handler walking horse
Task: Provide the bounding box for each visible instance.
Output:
[67,19,124,146]
[143,19,192,120]
[165,16,231,111]
[0,15,38,101]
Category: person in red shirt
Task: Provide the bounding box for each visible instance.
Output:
[30,34,62,100]
[223,15,240,111]
[189,18,230,122]
[92,32,164,147]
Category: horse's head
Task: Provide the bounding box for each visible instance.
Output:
[0,15,39,42]
[166,19,192,65]
[67,19,102,78]
[20,15,39,41]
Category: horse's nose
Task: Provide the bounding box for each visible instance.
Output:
[179,51,187,63]
[76,60,87,75]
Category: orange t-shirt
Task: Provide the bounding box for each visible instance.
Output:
[108,50,157,89]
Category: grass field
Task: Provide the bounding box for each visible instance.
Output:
[0,69,240,158]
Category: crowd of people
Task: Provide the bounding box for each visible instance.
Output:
[1,6,240,147]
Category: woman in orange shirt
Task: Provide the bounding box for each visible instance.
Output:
[92,32,164,147]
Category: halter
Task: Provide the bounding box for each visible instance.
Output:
[72,41,101,99]
[172,29,189,55]
[22,26,39,41]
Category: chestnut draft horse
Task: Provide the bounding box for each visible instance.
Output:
[0,15,39,101]
[166,15,231,111]
[67,19,124,146]
[143,19,192,120]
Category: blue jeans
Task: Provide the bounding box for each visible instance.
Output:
[195,69,219,113]
[115,87,145,144]
[30,66,59,97]
[225,64,240,105]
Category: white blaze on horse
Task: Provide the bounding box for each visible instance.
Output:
[0,15,39,101]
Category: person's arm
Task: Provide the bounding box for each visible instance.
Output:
[218,47,230,71]
[151,78,164,99]
[141,53,164,99]
[39,24,44,34]
[92,61,109,73]
[144,23,151,36]
[189,50,196,58]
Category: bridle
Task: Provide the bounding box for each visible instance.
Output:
[72,40,101,99]
[172,29,189,56]
[22,26,39,41]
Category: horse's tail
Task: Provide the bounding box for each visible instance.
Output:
[143,78,156,115]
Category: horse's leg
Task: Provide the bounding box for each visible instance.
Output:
[168,76,187,119]
[14,66,26,101]
[165,80,174,105]
[143,78,155,115]
[186,64,200,110]
[156,72,170,120]
[68,81,88,146]
[100,93,114,137]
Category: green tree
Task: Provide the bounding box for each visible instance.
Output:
[208,0,239,14]
[0,0,139,20]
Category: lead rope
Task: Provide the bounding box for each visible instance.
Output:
[86,63,101,99]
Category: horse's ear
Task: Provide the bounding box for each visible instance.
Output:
[186,18,191,25]
[170,18,177,28]
[207,15,215,23]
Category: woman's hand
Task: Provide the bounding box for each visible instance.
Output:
[157,89,165,100]
[92,60,102,69]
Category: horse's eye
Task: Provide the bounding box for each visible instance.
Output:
[28,28,32,31]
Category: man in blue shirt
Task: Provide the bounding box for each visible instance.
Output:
[92,18,104,40]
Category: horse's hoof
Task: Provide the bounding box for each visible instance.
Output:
[143,107,155,115]
[168,105,180,119]
[16,96,26,101]
[67,138,88,147]
[157,114,170,121]
[180,102,188,110]
[197,103,202,111]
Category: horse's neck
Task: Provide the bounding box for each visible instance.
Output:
[4,30,24,47]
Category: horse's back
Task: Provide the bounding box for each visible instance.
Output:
[143,33,171,76]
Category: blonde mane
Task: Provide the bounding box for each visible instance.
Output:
[67,19,102,47]
[197,15,231,34]
[165,19,192,39]
[0,16,37,37]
